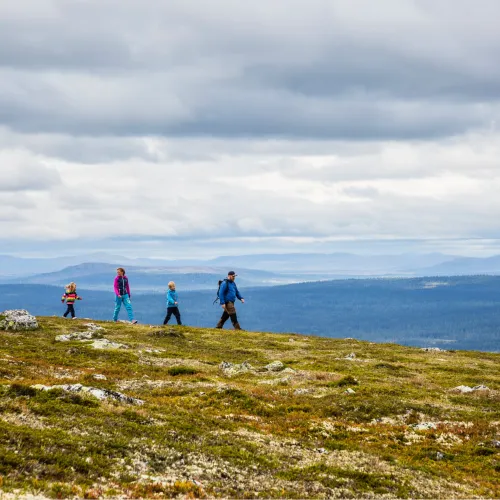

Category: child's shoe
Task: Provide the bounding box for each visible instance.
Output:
[72,317,77,320]
[131,319,138,324]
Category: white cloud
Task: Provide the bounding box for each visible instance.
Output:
[0,129,499,250]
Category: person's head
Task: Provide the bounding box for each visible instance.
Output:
[67,282,76,292]
[168,281,176,290]
[227,271,237,281]
[116,267,125,276]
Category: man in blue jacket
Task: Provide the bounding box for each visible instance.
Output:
[216,271,245,330]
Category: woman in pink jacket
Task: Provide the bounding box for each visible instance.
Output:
[113,267,138,324]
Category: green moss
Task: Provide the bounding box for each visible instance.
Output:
[335,375,359,387]
[167,366,198,376]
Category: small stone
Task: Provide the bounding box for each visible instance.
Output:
[219,361,254,377]
[451,385,474,393]
[93,374,107,380]
[91,339,129,350]
[294,388,311,395]
[451,385,490,393]
[490,440,500,448]
[265,361,285,372]
[436,451,445,460]
[345,353,356,359]
[412,422,437,431]
[345,388,356,394]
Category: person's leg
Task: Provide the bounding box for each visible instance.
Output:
[113,296,122,321]
[173,308,182,325]
[226,302,241,329]
[63,305,70,317]
[68,304,76,318]
[163,307,173,325]
[216,309,230,328]
[122,294,135,321]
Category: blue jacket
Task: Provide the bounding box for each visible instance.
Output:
[166,289,179,307]
[219,280,243,305]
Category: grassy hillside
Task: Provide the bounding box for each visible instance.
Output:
[0,317,499,498]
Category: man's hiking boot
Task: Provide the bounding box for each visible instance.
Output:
[233,322,243,330]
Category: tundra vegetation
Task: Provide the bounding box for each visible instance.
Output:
[0,317,498,498]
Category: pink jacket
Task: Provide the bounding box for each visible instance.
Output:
[114,275,131,297]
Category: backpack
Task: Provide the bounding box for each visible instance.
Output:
[213,278,229,304]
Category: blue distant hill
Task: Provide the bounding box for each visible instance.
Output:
[1,275,499,352]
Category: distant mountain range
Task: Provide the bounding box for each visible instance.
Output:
[0,262,296,291]
[3,252,500,284]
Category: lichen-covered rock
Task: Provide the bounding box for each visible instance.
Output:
[265,360,285,372]
[219,361,254,376]
[91,339,129,349]
[55,330,103,342]
[450,384,490,393]
[55,323,105,342]
[31,383,143,405]
[0,309,38,331]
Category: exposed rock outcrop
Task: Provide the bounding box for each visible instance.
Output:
[0,310,38,331]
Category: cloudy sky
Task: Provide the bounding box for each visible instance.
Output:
[2,0,500,258]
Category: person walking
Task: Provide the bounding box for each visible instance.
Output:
[113,267,138,324]
[216,271,244,330]
[163,281,182,325]
[61,282,82,319]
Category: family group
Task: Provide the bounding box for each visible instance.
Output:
[61,268,245,329]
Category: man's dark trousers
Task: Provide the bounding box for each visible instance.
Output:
[163,307,182,325]
[216,301,241,329]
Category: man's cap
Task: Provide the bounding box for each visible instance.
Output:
[228,271,237,276]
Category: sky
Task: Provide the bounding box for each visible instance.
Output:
[2,0,500,259]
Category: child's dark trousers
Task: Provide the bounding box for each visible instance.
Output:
[163,307,182,325]
[63,304,75,318]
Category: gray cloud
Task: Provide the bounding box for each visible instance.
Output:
[1,0,500,139]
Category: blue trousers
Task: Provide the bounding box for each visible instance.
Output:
[113,294,134,321]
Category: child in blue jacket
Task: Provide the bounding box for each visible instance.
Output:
[163,281,182,325]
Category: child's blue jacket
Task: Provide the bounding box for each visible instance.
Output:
[166,289,178,307]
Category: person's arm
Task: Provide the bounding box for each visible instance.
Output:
[166,290,174,306]
[61,292,66,303]
[113,276,120,296]
[125,278,131,297]
[235,285,243,301]
[219,281,227,305]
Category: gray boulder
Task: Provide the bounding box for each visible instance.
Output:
[0,309,38,331]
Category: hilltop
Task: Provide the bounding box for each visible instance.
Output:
[0,316,499,498]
